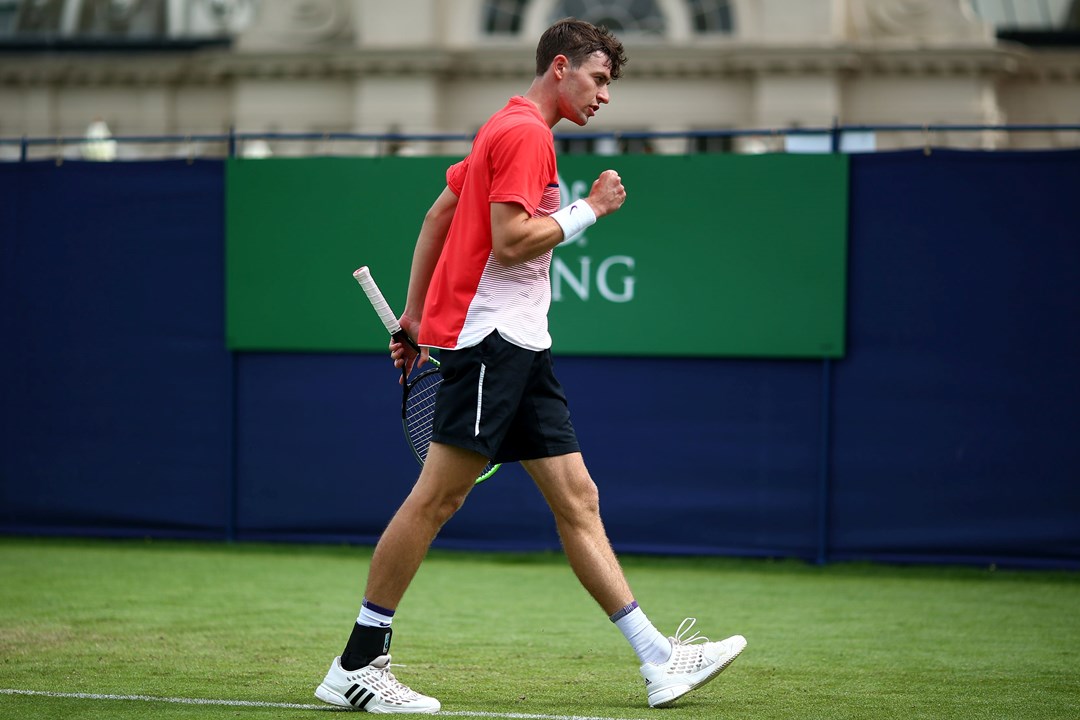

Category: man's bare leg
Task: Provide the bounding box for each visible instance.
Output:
[522,452,633,615]
[364,441,489,608]
[523,452,747,709]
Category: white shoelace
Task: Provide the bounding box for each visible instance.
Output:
[666,619,712,674]
[361,660,424,703]
[672,617,710,646]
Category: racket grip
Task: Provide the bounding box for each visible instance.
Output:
[353,266,402,335]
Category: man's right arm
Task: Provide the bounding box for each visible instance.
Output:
[390,185,459,374]
[403,185,459,326]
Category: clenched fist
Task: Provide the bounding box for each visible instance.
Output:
[586,169,627,218]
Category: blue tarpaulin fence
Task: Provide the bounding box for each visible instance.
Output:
[1,145,1078,568]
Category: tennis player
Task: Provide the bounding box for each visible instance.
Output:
[316,18,746,713]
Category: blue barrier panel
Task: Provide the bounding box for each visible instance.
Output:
[832,149,1080,567]
[232,352,420,543]
[3,152,1079,568]
[232,354,824,558]
[232,353,567,548]
[0,160,232,538]
[560,356,824,558]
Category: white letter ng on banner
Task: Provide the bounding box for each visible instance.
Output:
[597,256,635,303]
[552,256,591,301]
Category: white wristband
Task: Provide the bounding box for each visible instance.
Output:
[550,199,597,241]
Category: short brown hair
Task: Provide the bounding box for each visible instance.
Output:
[535,17,627,81]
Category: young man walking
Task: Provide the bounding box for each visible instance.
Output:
[316,18,746,714]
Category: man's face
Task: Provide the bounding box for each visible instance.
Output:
[558,51,613,127]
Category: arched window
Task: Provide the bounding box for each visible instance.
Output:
[483,0,530,34]
[686,0,733,34]
[479,0,735,37]
[550,0,666,35]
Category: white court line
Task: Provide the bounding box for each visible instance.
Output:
[0,689,645,720]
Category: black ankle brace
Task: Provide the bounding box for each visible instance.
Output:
[340,624,392,671]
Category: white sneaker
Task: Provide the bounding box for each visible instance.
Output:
[640,618,746,708]
[315,655,441,714]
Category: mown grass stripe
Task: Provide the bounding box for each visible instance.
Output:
[0,688,646,720]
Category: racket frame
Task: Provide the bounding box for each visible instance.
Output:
[353,266,500,484]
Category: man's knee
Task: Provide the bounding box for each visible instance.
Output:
[406,485,469,526]
[550,475,602,527]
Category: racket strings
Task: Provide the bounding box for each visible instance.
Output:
[402,369,497,480]
[404,372,441,463]
[355,267,498,484]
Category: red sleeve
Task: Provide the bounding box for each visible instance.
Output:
[487,122,555,216]
[446,158,468,195]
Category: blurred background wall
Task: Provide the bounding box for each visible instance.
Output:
[1,0,1079,158]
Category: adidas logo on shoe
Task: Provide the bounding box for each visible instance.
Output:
[315,655,440,714]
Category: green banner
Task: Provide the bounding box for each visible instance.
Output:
[226,154,847,357]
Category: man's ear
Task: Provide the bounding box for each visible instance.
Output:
[552,53,570,79]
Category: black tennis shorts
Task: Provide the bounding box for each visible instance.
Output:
[431,330,580,464]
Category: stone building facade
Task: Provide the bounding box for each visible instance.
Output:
[0,0,1077,158]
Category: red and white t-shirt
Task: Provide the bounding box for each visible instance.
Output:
[419,96,560,352]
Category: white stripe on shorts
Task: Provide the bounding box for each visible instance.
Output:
[474,363,487,437]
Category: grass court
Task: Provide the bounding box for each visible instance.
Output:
[1,537,1077,719]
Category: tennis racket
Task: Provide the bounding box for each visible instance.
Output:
[352,266,500,484]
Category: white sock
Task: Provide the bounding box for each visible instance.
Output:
[357,597,395,628]
[610,602,672,665]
